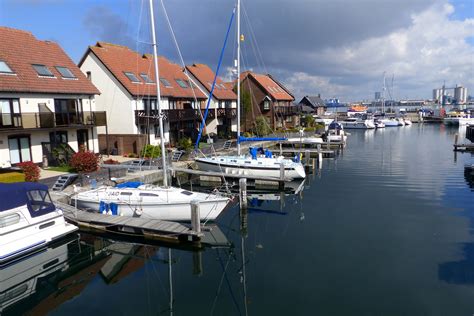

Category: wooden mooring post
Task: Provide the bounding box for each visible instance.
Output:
[279,163,285,190]
[191,200,201,237]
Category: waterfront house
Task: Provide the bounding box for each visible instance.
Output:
[298,95,327,116]
[185,63,237,138]
[240,71,299,132]
[0,27,103,168]
[78,42,207,154]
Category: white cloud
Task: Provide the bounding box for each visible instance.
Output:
[284,1,474,101]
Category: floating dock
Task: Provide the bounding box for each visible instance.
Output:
[57,201,204,244]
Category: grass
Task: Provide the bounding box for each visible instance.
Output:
[48,165,76,172]
[0,171,25,183]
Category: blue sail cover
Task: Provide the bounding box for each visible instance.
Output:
[238,136,287,143]
[0,182,50,212]
[116,181,143,188]
[328,121,343,130]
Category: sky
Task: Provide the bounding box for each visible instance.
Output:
[0,0,473,102]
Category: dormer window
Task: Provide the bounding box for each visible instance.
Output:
[0,60,14,74]
[32,64,54,77]
[263,96,271,110]
[175,79,188,88]
[55,66,76,79]
[160,78,172,87]
[124,72,140,83]
[140,73,153,83]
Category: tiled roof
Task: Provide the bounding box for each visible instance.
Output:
[242,71,294,101]
[185,63,236,100]
[0,27,99,95]
[83,42,206,99]
[300,95,325,107]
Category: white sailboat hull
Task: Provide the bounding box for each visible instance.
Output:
[72,185,230,221]
[195,156,306,180]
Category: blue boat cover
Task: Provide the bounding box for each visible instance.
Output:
[328,121,343,130]
[116,181,143,188]
[0,182,55,216]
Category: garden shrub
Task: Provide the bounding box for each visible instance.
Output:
[18,161,40,182]
[70,151,99,173]
[141,145,161,158]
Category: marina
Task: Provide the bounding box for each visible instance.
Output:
[0,0,473,314]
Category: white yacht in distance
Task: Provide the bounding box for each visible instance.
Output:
[443,111,474,126]
[0,182,78,265]
[340,117,376,129]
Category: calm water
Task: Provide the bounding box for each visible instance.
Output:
[3,124,474,316]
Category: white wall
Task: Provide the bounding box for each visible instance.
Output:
[80,53,135,135]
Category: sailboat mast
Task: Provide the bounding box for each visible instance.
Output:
[382,71,386,114]
[149,0,168,187]
[236,0,241,156]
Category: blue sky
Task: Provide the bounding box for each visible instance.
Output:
[1,0,473,101]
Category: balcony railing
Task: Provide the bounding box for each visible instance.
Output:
[274,105,301,116]
[136,109,210,124]
[0,111,107,130]
[217,108,237,119]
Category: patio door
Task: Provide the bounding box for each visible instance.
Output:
[8,136,31,164]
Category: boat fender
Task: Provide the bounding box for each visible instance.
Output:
[135,207,143,216]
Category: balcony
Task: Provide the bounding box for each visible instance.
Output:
[0,111,107,131]
[136,109,207,124]
[217,108,237,119]
[274,105,301,116]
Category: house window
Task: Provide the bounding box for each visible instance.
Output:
[0,60,14,74]
[0,99,21,127]
[263,100,270,110]
[8,135,31,164]
[154,124,160,138]
[86,71,91,80]
[32,64,54,77]
[140,73,153,83]
[54,99,82,125]
[175,79,188,88]
[160,78,172,87]
[124,72,140,83]
[225,101,232,108]
[55,66,76,79]
[49,131,68,144]
[144,99,157,113]
[169,100,177,110]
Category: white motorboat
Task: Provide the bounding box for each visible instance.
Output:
[443,111,474,126]
[374,119,385,128]
[193,0,306,180]
[72,0,231,221]
[72,183,230,221]
[195,150,306,180]
[326,121,348,142]
[340,117,375,129]
[380,118,399,127]
[0,182,78,265]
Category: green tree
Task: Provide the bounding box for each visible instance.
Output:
[255,116,272,136]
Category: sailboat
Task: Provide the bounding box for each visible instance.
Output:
[194,0,306,180]
[72,0,230,221]
[378,72,399,127]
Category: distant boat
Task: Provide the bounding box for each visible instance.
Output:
[443,111,474,126]
[340,117,375,129]
[326,121,347,142]
[0,182,78,265]
[347,105,368,116]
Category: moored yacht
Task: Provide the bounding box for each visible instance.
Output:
[0,182,78,265]
[340,117,375,129]
[72,183,230,221]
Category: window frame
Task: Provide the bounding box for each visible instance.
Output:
[175,79,188,89]
[32,64,54,77]
[0,60,14,74]
[55,66,76,79]
[160,78,172,87]
[123,71,141,83]
[140,73,154,83]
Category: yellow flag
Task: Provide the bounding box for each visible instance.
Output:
[240,34,245,42]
